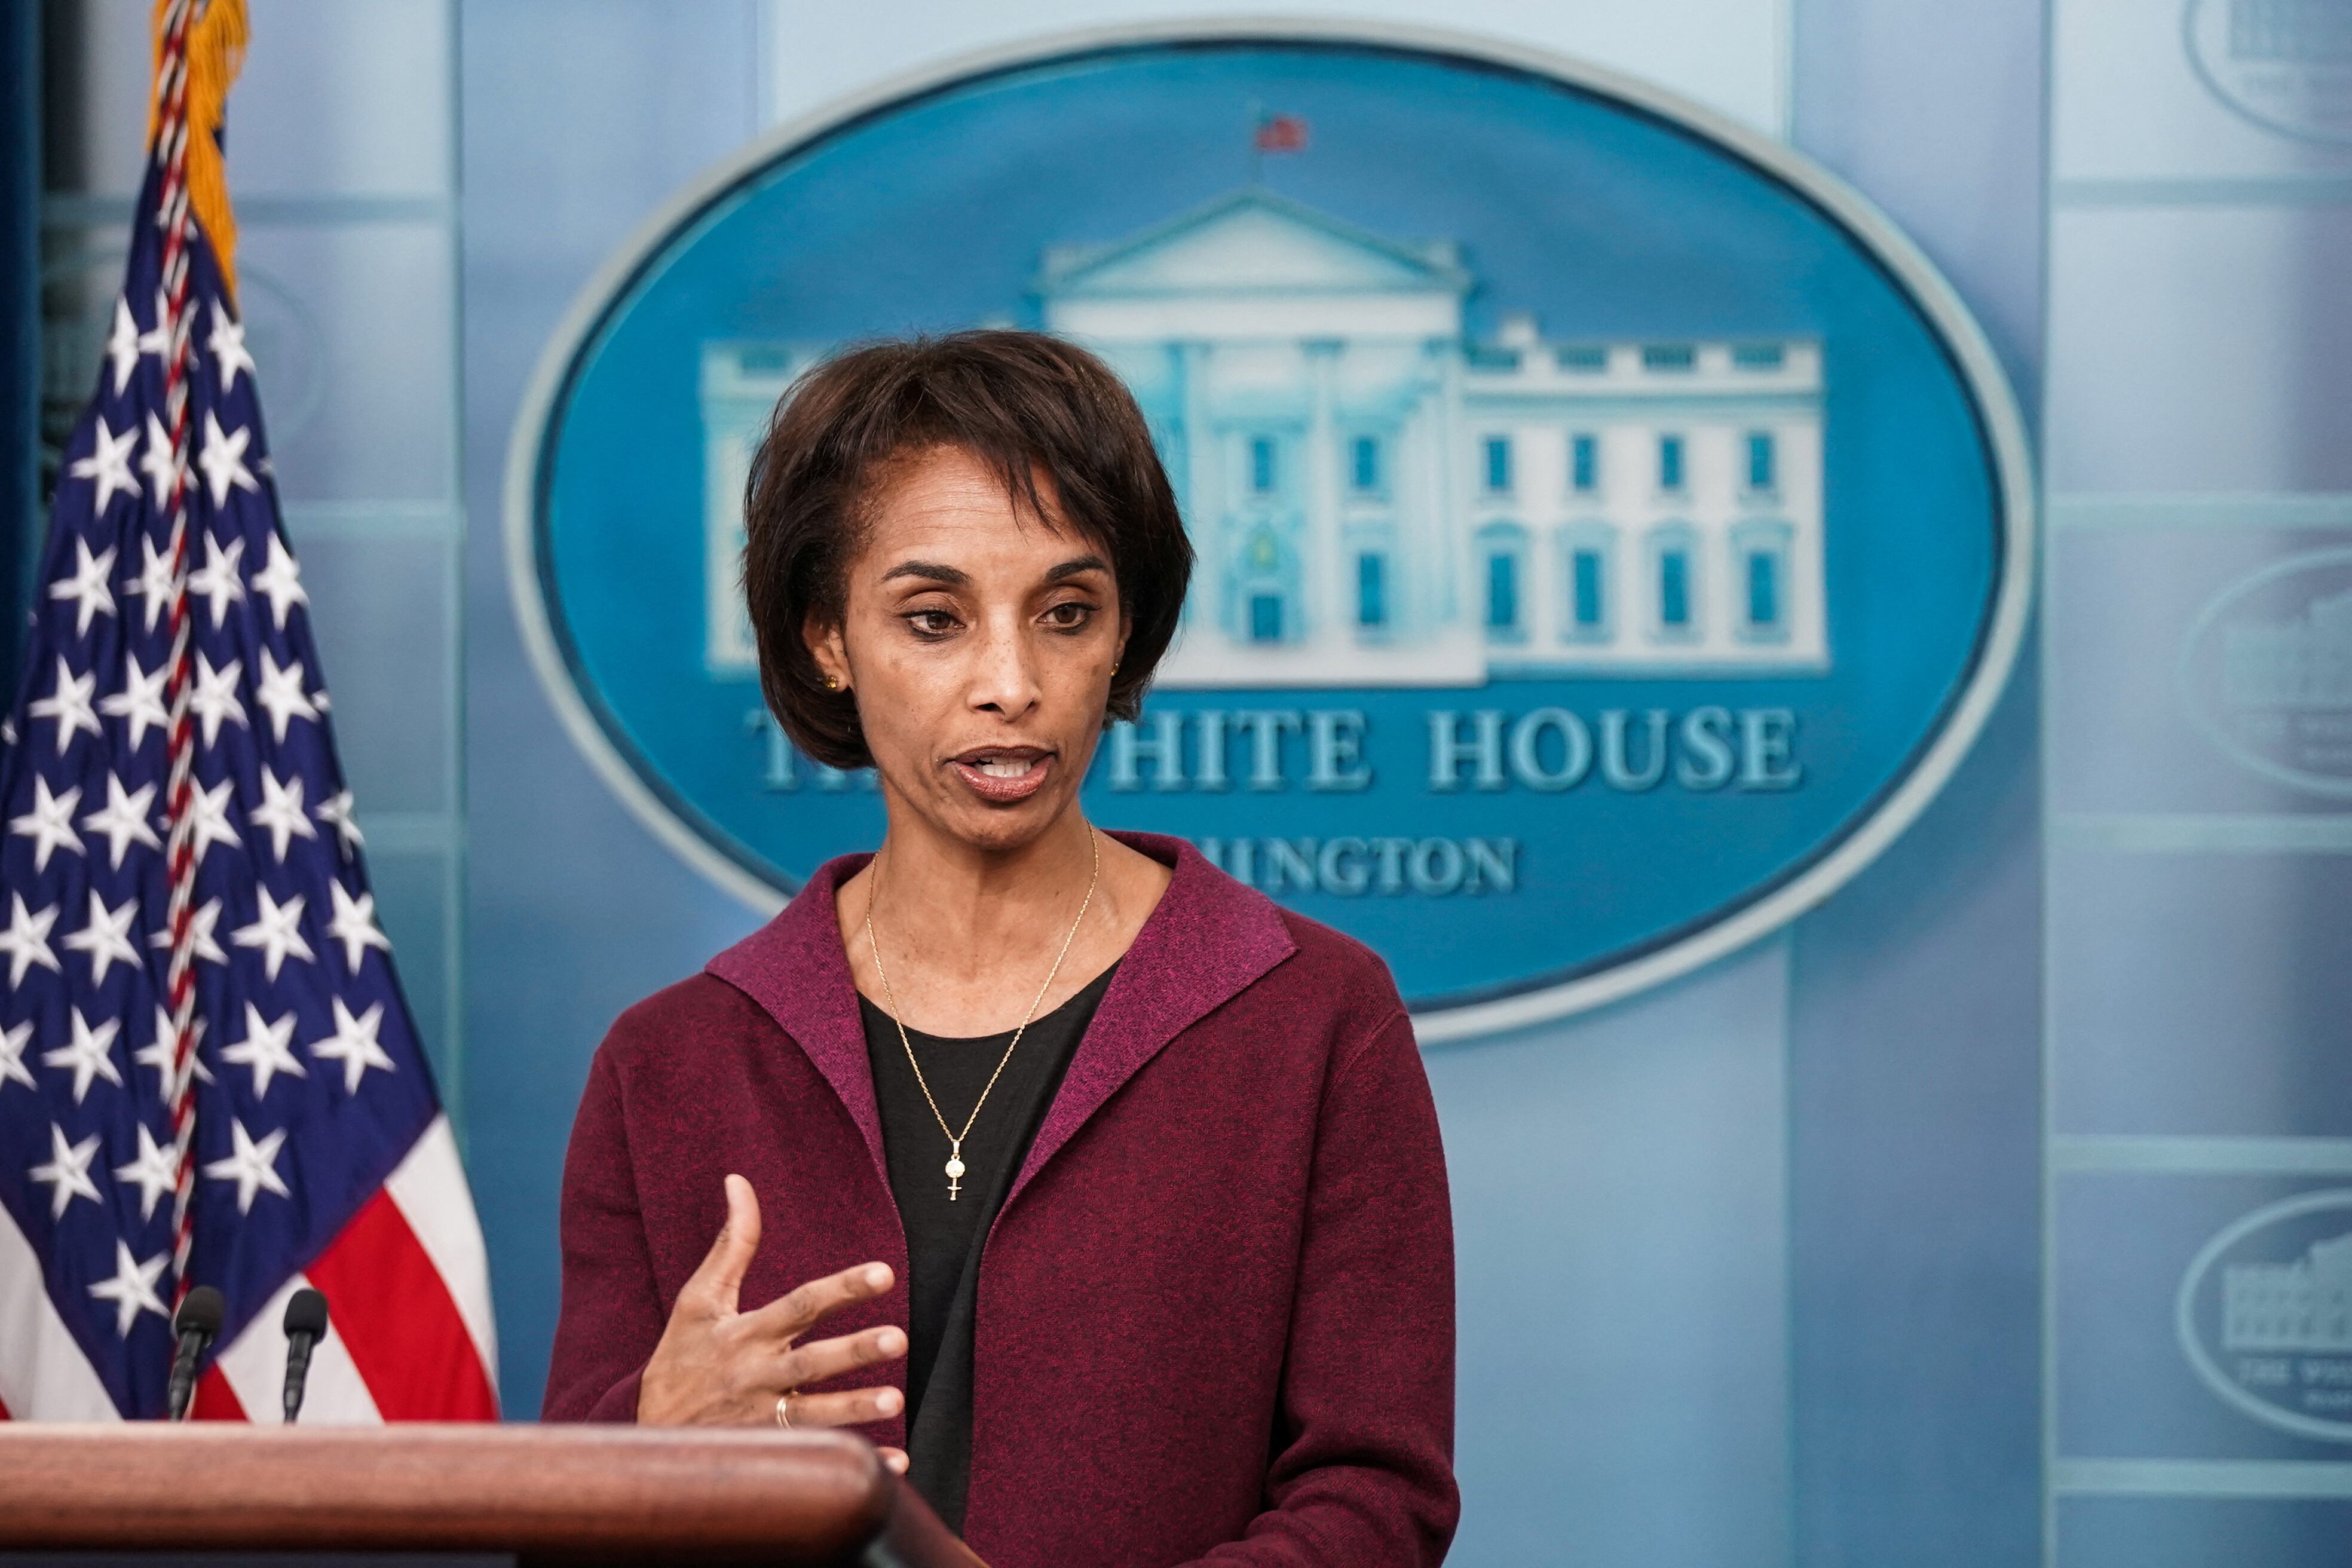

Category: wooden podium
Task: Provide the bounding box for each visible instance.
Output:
[0,1425,985,1567]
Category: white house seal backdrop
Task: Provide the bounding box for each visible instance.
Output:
[509,24,2031,1038]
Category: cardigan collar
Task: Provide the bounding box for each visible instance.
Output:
[706,829,1298,1207]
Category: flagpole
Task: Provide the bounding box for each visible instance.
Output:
[149,0,206,1307]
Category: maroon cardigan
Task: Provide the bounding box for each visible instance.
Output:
[545,831,1459,1567]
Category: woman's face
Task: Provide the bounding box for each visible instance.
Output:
[807,444,1128,855]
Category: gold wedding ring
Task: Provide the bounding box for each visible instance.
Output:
[774,1390,796,1429]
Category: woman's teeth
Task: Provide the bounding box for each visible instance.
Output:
[975,757,1035,778]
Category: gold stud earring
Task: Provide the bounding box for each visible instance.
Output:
[823,674,841,691]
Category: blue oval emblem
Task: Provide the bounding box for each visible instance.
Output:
[2178,1189,2352,1444]
[506,24,2032,1038]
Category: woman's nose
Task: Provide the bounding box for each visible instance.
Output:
[969,621,1043,717]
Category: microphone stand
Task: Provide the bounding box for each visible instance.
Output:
[164,1287,225,1423]
[280,1287,330,1425]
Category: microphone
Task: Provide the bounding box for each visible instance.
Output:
[280,1287,329,1424]
[165,1286,225,1422]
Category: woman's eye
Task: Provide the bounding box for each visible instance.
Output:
[1045,602,1093,629]
[906,610,958,636]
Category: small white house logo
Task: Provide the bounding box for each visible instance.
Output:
[2179,1189,2352,1442]
[2185,0,2352,144]
[2180,547,2352,796]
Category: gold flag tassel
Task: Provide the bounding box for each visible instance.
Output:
[145,0,251,304]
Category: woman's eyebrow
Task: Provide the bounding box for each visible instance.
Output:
[1046,555,1110,583]
[878,559,970,587]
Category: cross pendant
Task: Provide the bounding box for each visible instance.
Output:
[945,1143,966,1202]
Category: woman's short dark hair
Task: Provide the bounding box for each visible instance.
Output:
[741,329,1194,771]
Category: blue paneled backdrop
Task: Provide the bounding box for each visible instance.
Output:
[2043,0,2352,1558]
[78,1,2352,1564]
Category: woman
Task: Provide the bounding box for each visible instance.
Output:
[545,330,1458,1567]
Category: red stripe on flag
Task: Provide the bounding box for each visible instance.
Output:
[305,1188,497,1420]
[0,1391,11,1419]
[191,1366,246,1420]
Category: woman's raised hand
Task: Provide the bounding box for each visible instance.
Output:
[636,1173,909,1472]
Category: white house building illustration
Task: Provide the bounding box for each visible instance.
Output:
[2228,0,2351,67]
[2225,1230,2352,1354]
[702,188,1827,686]
[2224,588,2352,711]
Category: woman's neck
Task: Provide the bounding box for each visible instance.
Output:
[871,807,1098,961]
[837,804,1171,1035]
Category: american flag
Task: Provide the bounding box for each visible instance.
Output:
[1252,112,1309,153]
[0,0,494,1423]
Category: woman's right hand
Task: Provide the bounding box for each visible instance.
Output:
[637,1173,909,1471]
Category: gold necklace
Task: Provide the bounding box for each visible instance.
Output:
[865,826,1100,1201]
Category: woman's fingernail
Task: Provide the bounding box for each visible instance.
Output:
[878,1328,905,1355]
[879,1388,904,1414]
[887,1451,909,1473]
[864,1264,890,1290]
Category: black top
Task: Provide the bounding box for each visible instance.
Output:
[860,958,1120,1534]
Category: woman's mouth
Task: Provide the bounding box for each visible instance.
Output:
[950,747,1054,804]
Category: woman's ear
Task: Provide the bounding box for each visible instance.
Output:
[805,616,850,693]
